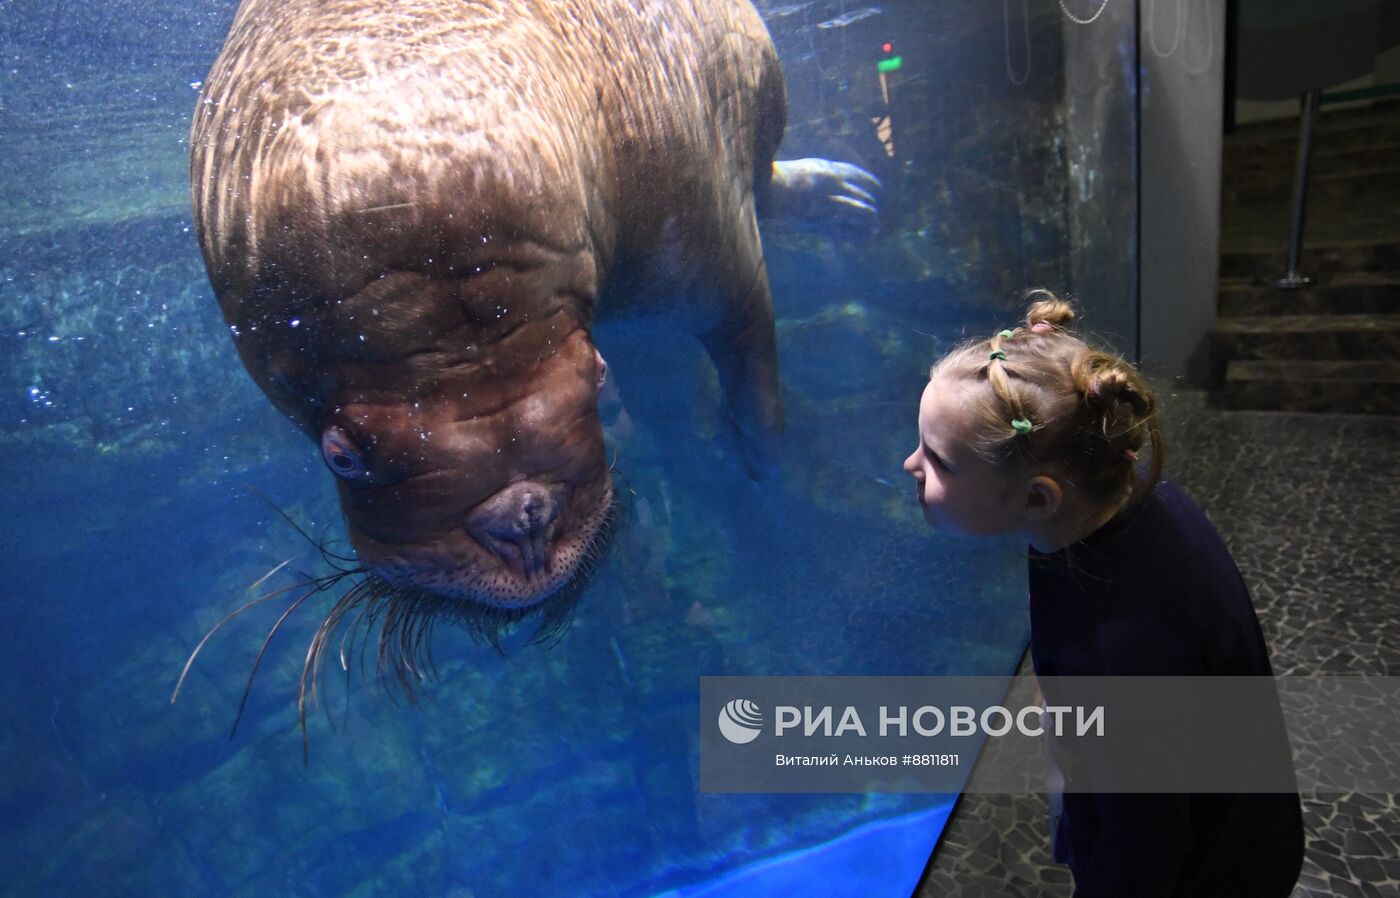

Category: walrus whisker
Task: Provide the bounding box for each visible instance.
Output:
[340,577,390,685]
[606,474,637,528]
[247,558,293,592]
[345,581,385,671]
[390,608,432,702]
[401,600,435,686]
[401,595,443,697]
[302,585,360,709]
[530,599,577,648]
[229,582,321,740]
[211,487,617,752]
[420,610,445,680]
[170,576,319,705]
[602,460,638,531]
[382,600,413,700]
[355,599,381,681]
[357,586,390,682]
[378,593,413,700]
[341,632,356,721]
[298,582,369,749]
[288,573,368,743]
[312,526,358,574]
[526,498,616,647]
[351,201,417,214]
[231,570,355,740]
[338,599,375,672]
[369,587,416,698]
[243,486,360,568]
[393,607,420,694]
[313,592,356,682]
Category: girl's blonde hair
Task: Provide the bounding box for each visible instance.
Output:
[931,290,1165,507]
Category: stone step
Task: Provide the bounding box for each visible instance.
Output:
[1212,313,1400,362]
[1226,128,1400,168]
[1223,360,1400,414]
[1219,242,1400,280]
[1223,145,1400,178]
[1219,195,1400,253]
[1215,102,1400,415]
[1224,167,1400,206]
[1218,273,1400,316]
[1228,105,1400,148]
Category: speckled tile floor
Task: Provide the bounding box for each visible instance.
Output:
[915,389,1400,898]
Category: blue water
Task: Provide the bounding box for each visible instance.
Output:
[0,0,1137,894]
[0,287,1021,895]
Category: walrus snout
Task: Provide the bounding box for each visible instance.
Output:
[466,481,567,580]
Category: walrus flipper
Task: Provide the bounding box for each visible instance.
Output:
[700,234,784,482]
[763,158,883,230]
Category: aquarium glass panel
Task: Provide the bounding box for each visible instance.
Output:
[0,0,1138,894]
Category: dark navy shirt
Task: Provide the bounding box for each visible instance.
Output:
[1029,478,1304,898]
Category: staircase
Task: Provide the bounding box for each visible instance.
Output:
[1213,99,1400,414]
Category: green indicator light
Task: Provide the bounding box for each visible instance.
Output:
[877,56,903,73]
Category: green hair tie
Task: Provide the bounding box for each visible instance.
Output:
[997,329,1015,339]
[1011,417,1033,435]
[989,349,1008,361]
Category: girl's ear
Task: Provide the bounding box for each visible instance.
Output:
[1022,475,1064,521]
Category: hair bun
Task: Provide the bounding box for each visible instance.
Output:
[1024,289,1075,332]
[1082,360,1150,417]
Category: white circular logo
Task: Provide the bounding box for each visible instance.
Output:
[718,698,763,744]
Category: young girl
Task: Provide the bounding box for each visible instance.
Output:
[904,292,1304,897]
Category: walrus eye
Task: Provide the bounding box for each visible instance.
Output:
[320,426,368,479]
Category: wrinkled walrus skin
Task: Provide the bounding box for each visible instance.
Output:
[192,0,867,610]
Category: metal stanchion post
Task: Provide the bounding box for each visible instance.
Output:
[1275,89,1319,289]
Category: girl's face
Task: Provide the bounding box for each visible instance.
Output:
[903,376,1025,538]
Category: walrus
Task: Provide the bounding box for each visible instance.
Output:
[190,0,879,645]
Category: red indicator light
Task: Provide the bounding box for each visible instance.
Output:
[882,42,893,54]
